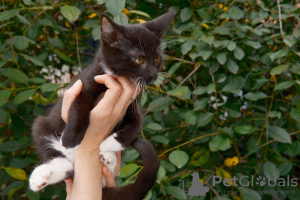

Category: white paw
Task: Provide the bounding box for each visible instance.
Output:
[100,151,117,175]
[29,165,52,192]
[99,133,124,152]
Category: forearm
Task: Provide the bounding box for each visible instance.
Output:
[70,147,103,200]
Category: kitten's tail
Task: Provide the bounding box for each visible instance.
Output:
[102,137,160,200]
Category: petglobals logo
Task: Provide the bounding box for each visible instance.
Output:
[212,175,298,187]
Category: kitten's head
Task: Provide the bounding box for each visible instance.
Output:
[100,12,175,85]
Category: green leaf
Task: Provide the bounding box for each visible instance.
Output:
[263,161,280,180]
[12,36,35,50]
[119,164,139,178]
[268,126,291,144]
[209,135,231,151]
[8,68,29,84]
[283,37,297,47]
[201,36,214,46]
[0,90,12,107]
[16,14,31,25]
[193,98,209,111]
[226,59,239,74]
[13,89,36,105]
[156,166,166,184]
[234,46,245,60]
[180,7,192,22]
[0,60,8,68]
[206,83,215,94]
[28,78,46,84]
[181,42,192,55]
[53,49,73,63]
[227,41,236,51]
[84,19,99,29]
[274,81,294,91]
[217,52,227,65]
[166,186,187,199]
[247,136,261,154]
[26,189,40,200]
[148,97,174,112]
[269,49,288,62]
[151,135,169,144]
[40,83,59,93]
[234,125,257,135]
[5,167,28,180]
[222,76,245,94]
[228,7,244,19]
[105,0,125,16]
[270,64,289,75]
[269,111,281,119]
[20,54,45,66]
[145,123,162,131]
[0,141,20,151]
[92,25,101,40]
[193,86,206,95]
[197,112,214,127]
[169,150,188,169]
[129,10,150,18]
[290,108,300,122]
[199,50,213,60]
[60,6,81,22]
[113,13,128,25]
[0,9,19,21]
[243,40,262,49]
[244,92,267,101]
[167,86,188,96]
[49,38,65,49]
[278,161,293,176]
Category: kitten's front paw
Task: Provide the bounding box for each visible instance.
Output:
[29,165,51,191]
[99,133,124,152]
[100,151,117,175]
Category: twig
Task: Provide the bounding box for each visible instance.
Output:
[144,63,201,115]
[292,21,300,37]
[277,0,284,37]
[158,132,223,157]
[206,182,221,200]
[164,55,195,65]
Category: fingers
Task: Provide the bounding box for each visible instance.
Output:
[62,80,82,123]
[93,75,123,114]
[114,77,141,112]
[115,151,122,175]
[65,179,73,200]
[102,166,116,187]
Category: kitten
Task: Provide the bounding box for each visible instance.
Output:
[29,12,175,199]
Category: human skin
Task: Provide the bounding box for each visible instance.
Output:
[60,75,140,200]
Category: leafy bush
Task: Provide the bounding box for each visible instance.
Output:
[0,0,300,199]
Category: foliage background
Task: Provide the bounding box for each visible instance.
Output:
[0,0,300,199]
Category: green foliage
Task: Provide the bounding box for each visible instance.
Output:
[0,0,300,200]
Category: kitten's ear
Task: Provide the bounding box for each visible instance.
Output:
[101,14,124,46]
[143,11,175,37]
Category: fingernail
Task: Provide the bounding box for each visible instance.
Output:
[74,79,82,87]
[94,75,102,79]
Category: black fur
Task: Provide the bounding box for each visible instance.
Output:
[31,12,175,199]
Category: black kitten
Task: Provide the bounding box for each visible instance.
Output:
[29,12,175,200]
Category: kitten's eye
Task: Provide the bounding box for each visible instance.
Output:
[155,56,160,63]
[134,57,143,64]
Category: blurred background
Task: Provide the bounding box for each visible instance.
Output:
[0,0,300,199]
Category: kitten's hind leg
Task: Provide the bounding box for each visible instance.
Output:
[99,133,125,152]
[29,157,73,191]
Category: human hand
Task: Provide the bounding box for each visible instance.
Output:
[65,151,122,200]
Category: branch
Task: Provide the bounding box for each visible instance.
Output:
[144,63,201,115]
[277,0,284,37]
